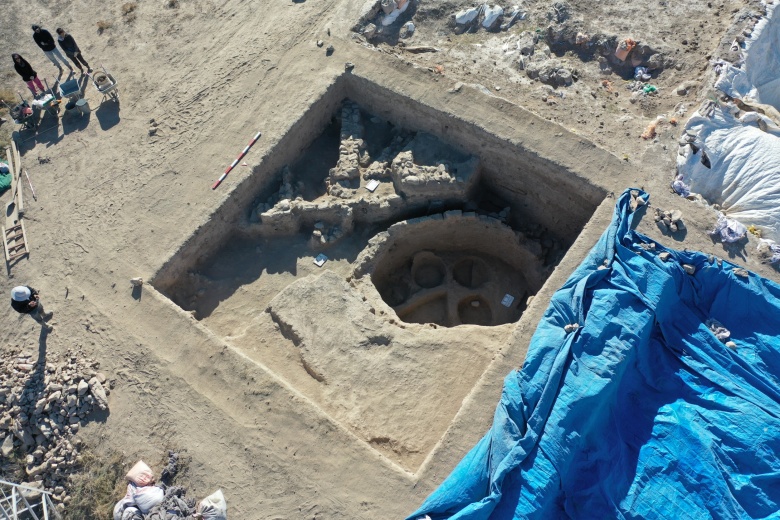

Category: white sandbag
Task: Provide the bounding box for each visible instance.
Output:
[197,489,228,520]
[113,498,142,520]
[676,105,780,240]
[126,460,154,486]
[127,483,164,514]
[113,498,133,520]
[455,6,480,24]
[482,5,503,28]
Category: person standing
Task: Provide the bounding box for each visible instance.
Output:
[31,24,72,74]
[56,28,92,74]
[12,54,46,97]
[10,285,53,331]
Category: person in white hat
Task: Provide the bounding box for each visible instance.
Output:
[10,285,53,331]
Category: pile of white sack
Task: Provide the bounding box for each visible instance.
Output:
[113,460,227,520]
[674,1,780,263]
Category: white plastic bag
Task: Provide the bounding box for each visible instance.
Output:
[127,483,164,514]
[113,498,142,520]
[711,213,747,243]
[197,489,227,520]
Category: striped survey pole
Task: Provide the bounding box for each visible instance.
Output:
[211,131,262,189]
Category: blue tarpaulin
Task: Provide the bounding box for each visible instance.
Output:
[409,189,780,520]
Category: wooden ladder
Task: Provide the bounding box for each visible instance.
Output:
[3,141,30,267]
[2,222,29,262]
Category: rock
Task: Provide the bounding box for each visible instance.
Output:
[90,381,109,411]
[130,277,144,287]
[77,380,89,396]
[1,435,13,458]
[725,341,737,349]
[564,323,579,333]
[517,32,535,55]
[316,39,324,47]
[732,268,749,278]
[682,264,696,275]
[345,62,355,72]
[676,80,698,95]
[659,252,671,262]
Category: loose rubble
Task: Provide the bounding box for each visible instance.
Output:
[0,348,112,510]
[654,207,684,234]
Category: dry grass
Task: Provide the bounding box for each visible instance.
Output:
[64,450,127,520]
[0,88,15,106]
[167,0,180,7]
[0,88,15,152]
[96,20,114,34]
[0,448,27,483]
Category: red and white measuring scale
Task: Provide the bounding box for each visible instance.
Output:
[211,131,262,189]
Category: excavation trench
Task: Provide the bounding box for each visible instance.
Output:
[150,73,605,469]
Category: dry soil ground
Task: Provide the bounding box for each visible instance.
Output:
[0,0,778,518]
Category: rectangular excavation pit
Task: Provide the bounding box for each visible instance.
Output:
[152,73,607,471]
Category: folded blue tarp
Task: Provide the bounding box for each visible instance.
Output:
[409,189,780,519]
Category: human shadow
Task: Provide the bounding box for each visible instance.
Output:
[19,326,51,440]
[94,100,120,131]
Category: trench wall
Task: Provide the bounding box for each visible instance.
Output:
[153,76,349,291]
[154,72,607,293]
[342,74,606,245]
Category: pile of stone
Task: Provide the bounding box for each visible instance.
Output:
[654,207,684,234]
[310,221,345,248]
[0,348,112,509]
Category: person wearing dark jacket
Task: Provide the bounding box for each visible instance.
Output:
[12,54,45,97]
[10,285,53,331]
[32,24,72,73]
[56,28,92,74]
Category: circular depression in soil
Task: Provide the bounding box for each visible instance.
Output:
[364,213,548,327]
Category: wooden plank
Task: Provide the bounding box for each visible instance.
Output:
[11,142,22,217]
[19,220,28,253]
[5,148,17,203]
[1,226,10,262]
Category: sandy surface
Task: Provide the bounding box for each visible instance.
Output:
[1,0,778,518]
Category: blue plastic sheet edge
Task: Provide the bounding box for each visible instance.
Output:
[407,189,780,520]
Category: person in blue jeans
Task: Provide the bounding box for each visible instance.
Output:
[32,25,73,74]
[10,285,53,331]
